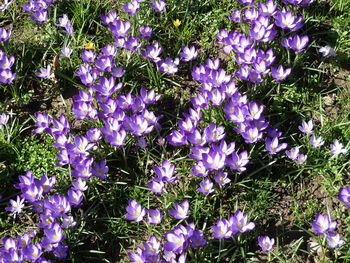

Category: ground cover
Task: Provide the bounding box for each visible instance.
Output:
[0,0,350,262]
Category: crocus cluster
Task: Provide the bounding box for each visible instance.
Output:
[23,0,57,24]
[1,171,70,262]
[311,214,344,249]
[148,160,176,194]
[162,56,289,195]
[211,210,255,239]
[128,223,206,262]
[73,48,162,147]
[217,0,311,84]
[286,120,347,165]
[0,107,110,261]
[0,48,16,84]
[103,1,195,76]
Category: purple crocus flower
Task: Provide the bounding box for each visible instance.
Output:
[285,146,299,160]
[298,120,313,134]
[241,127,263,144]
[60,45,72,58]
[226,150,249,172]
[5,196,25,216]
[122,0,140,16]
[179,46,198,62]
[258,236,275,252]
[72,178,88,192]
[167,130,188,146]
[3,248,22,262]
[36,65,52,79]
[124,36,141,51]
[168,200,189,220]
[188,229,207,248]
[0,113,9,126]
[265,136,288,155]
[147,179,165,195]
[338,186,350,208]
[21,183,43,203]
[0,54,15,70]
[202,149,226,170]
[0,69,16,84]
[95,55,113,72]
[62,215,77,228]
[153,160,176,182]
[124,200,146,222]
[37,213,55,228]
[248,102,264,120]
[67,189,83,207]
[44,194,71,217]
[292,154,305,166]
[282,35,309,53]
[212,218,232,239]
[326,232,344,248]
[31,10,48,24]
[258,0,277,16]
[244,7,259,22]
[39,174,56,193]
[2,237,17,250]
[0,28,11,42]
[309,135,324,148]
[228,10,241,22]
[330,139,347,155]
[274,9,303,31]
[214,172,231,186]
[15,170,35,190]
[147,209,163,225]
[204,123,225,142]
[150,0,166,12]
[143,236,161,258]
[101,11,118,26]
[110,20,131,37]
[192,161,208,177]
[128,247,146,263]
[178,117,195,134]
[106,129,127,147]
[56,14,73,34]
[319,45,336,57]
[44,223,64,243]
[197,178,214,194]
[164,232,186,253]
[238,0,255,6]
[57,14,70,28]
[271,65,291,82]
[157,57,180,75]
[137,26,153,40]
[53,244,68,259]
[22,243,42,261]
[81,49,96,63]
[92,159,108,179]
[311,214,337,235]
[86,128,101,142]
[230,210,255,234]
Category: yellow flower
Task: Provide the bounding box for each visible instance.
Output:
[173,19,181,28]
[83,40,96,50]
